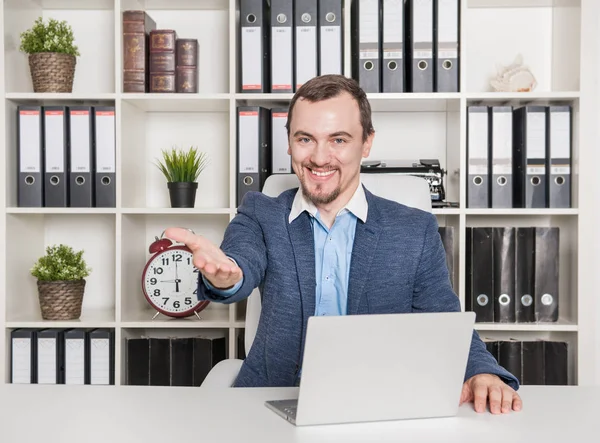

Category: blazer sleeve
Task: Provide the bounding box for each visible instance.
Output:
[412,212,520,391]
[196,192,267,304]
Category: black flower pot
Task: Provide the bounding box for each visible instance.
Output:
[168,182,198,208]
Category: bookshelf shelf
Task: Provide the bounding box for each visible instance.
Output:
[120,208,232,215]
[5,207,119,214]
[5,92,118,101]
[121,305,230,327]
[6,308,116,329]
[1,0,598,389]
[464,209,579,216]
[122,94,231,112]
[475,322,578,332]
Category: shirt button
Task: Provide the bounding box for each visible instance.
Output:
[329,237,332,241]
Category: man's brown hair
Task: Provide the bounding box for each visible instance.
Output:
[285,74,375,143]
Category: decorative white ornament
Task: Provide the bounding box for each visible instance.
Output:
[490,54,537,93]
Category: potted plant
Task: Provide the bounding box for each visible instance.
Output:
[19,17,80,93]
[155,146,210,208]
[30,244,91,320]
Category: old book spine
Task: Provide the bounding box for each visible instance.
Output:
[149,29,177,93]
[122,10,156,93]
[176,38,198,93]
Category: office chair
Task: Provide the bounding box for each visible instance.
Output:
[201,173,433,387]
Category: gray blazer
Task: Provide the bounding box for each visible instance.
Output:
[197,186,520,390]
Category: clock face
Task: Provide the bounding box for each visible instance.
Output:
[142,246,208,317]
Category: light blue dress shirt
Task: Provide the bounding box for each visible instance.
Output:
[202,183,369,318]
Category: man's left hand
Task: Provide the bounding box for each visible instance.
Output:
[460,374,522,414]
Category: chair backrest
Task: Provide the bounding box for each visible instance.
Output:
[243,172,432,356]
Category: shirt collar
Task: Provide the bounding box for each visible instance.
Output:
[288,180,368,224]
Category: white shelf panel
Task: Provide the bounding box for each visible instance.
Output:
[475,322,578,332]
[121,94,230,112]
[234,93,462,112]
[467,0,580,8]
[6,207,117,214]
[433,208,461,215]
[9,0,115,10]
[121,208,232,215]
[121,306,230,328]
[465,209,579,216]
[122,0,230,11]
[464,91,580,101]
[6,308,116,329]
[5,93,116,102]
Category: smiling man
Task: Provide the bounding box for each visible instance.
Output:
[165,74,522,415]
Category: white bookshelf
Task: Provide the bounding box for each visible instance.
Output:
[1,0,598,387]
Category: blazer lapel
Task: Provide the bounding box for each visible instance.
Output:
[347,191,382,315]
[287,211,316,325]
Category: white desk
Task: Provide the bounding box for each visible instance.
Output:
[0,384,596,442]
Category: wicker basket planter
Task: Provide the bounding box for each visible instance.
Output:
[37,279,86,320]
[28,52,76,93]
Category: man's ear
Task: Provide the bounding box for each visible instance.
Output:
[362,131,375,158]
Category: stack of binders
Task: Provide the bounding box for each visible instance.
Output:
[236,106,293,206]
[351,0,460,93]
[10,328,115,385]
[465,226,560,323]
[17,105,116,208]
[466,104,572,209]
[125,335,227,386]
[239,0,344,93]
[483,339,568,386]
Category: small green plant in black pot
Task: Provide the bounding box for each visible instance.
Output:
[155,146,210,208]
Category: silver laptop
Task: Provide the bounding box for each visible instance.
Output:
[265,311,476,426]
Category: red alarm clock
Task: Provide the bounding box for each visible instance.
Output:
[141,229,210,318]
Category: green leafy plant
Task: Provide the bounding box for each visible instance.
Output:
[155,146,210,182]
[30,244,91,281]
[19,17,80,56]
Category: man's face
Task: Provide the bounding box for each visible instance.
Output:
[287,92,374,206]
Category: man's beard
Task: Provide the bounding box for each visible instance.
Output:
[299,165,341,205]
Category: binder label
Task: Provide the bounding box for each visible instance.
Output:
[414,0,433,44]
[65,338,85,384]
[242,27,262,90]
[359,0,379,44]
[239,111,259,173]
[550,111,571,158]
[468,110,489,175]
[526,111,546,159]
[527,166,545,175]
[90,338,111,385]
[272,26,292,90]
[296,24,317,88]
[551,166,570,174]
[70,111,91,172]
[437,0,459,43]
[11,338,32,384]
[19,110,41,172]
[272,112,291,173]
[96,111,116,172]
[438,50,458,59]
[414,50,433,59]
[492,110,512,175]
[383,51,403,59]
[383,0,403,48]
[320,25,342,75]
[45,110,65,173]
[37,338,57,384]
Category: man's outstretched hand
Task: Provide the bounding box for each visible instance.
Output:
[164,227,243,290]
[460,374,522,414]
